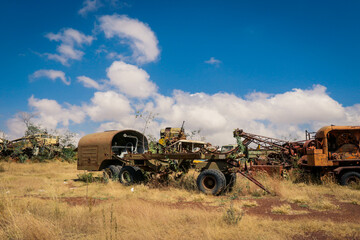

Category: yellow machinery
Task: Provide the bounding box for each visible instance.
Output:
[158,122,186,147]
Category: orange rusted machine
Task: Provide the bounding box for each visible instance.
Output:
[299,126,360,185]
[234,126,360,185]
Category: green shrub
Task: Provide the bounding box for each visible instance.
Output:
[223,204,244,225]
[77,172,96,183]
[60,148,76,162]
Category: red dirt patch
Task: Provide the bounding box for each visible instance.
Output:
[61,197,107,206]
[138,198,220,212]
[293,230,360,240]
[241,196,360,223]
[26,195,107,206]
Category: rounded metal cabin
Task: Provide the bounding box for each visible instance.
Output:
[77,130,148,171]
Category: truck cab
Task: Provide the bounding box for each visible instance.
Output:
[302,126,360,185]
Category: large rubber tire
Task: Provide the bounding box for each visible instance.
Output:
[197,169,226,195]
[133,166,145,182]
[340,171,360,186]
[119,166,142,185]
[109,165,121,179]
[103,165,121,180]
[116,165,123,173]
[224,173,237,192]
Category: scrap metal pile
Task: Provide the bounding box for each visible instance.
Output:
[77,125,307,195]
[0,133,60,158]
[76,125,360,195]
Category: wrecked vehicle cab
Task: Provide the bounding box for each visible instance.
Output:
[77,129,148,171]
[300,126,360,185]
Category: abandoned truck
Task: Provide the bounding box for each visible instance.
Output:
[299,126,360,185]
[77,129,270,195]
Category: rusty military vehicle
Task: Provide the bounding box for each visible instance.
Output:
[299,126,360,185]
[78,128,269,195]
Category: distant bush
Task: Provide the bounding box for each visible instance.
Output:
[77,172,96,183]
[77,172,105,183]
[223,203,244,225]
[60,148,77,163]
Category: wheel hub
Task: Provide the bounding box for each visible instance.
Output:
[347,176,360,185]
[123,171,131,183]
[203,176,216,190]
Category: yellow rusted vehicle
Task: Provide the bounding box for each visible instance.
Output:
[158,126,186,147]
[9,134,59,148]
[6,133,59,156]
[299,126,360,185]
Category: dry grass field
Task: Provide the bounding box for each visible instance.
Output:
[0,161,359,240]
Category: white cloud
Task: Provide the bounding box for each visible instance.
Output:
[8,79,360,146]
[85,91,133,122]
[77,76,104,90]
[205,57,221,65]
[76,61,157,98]
[344,104,360,125]
[6,117,27,140]
[78,0,102,17]
[28,96,85,129]
[45,28,94,65]
[6,96,86,139]
[46,28,93,45]
[30,69,71,85]
[107,61,157,98]
[138,85,355,145]
[249,85,345,124]
[99,15,160,64]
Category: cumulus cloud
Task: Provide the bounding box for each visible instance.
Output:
[6,117,27,140]
[77,76,104,90]
[85,91,133,122]
[45,28,94,65]
[137,85,355,145]
[30,69,71,85]
[107,61,157,98]
[28,96,85,129]
[7,81,360,146]
[77,61,157,98]
[99,15,160,64]
[344,104,360,124]
[205,57,221,65]
[6,96,86,139]
[78,0,102,16]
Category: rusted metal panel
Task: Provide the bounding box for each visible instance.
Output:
[250,165,283,176]
[78,146,98,168]
[307,149,331,166]
[315,126,360,139]
[77,129,148,170]
[123,152,202,160]
[195,161,231,172]
[333,166,360,174]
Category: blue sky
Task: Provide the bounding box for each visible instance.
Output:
[1,0,360,144]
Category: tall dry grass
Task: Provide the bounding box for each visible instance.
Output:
[0,161,359,239]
